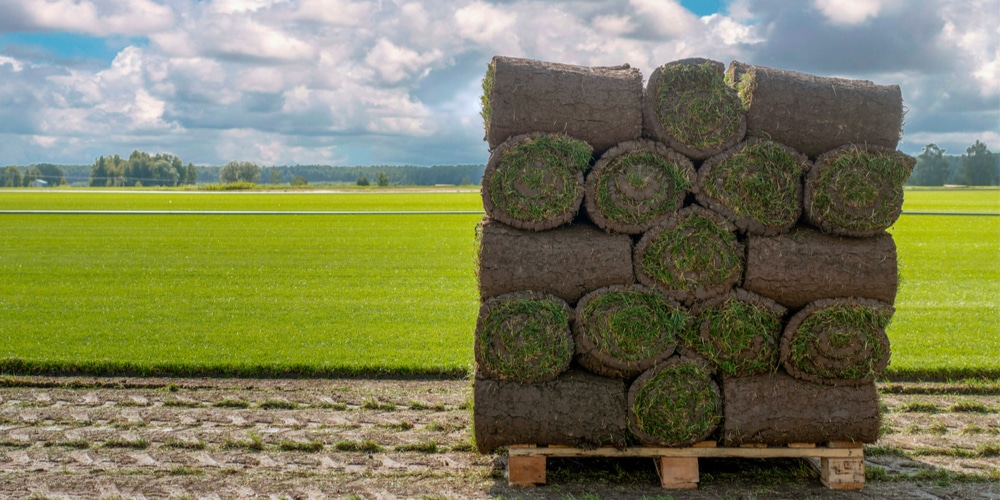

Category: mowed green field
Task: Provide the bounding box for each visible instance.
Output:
[0,188,997,379]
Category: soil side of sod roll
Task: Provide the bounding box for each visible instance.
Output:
[743,227,898,309]
[482,56,643,154]
[633,205,743,306]
[474,291,574,383]
[683,288,787,377]
[804,144,916,237]
[573,284,691,378]
[628,355,722,447]
[727,61,904,158]
[473,368,628,453]
[478,217,634,305]
[780,297,893,387]
[584,139,696,235]
[481,133,591,231]
[643,58,747,160]
[696,138,811,236]
[722,371,882,446]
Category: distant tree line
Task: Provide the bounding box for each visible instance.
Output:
[1,164,69,187]
[89,151,197,187]
[909,140,1000,186]
[196,164,485,186]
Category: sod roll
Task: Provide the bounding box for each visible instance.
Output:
[481,133,591,231]
[804,144,916,237]
[474,291,574,383]
[584,140,695,234]
[682,288,786,377]
[780,297,893,386]
[643,58,746,160]
[696,138,810,236]
[633,205,743,306]
[478,217,634,305]
[574,285,690,378]
[474,369,628,453]
[743,227,898,309]
[727,61,904,157]
[628,356,722,447]
[722,371,882,446]
[482,56,643,154]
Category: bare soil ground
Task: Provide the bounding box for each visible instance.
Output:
[1,376,997,499]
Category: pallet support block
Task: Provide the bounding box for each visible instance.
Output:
[819,441,864,490]
[508,446,546,487]
[656,457,699,489]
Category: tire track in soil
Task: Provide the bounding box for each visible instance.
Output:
[1,377,999,499]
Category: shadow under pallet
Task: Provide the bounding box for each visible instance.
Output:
[507,440,865,490]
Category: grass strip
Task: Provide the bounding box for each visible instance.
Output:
[654,59,744,153]
[682,289,785,377]
[628,357,721,447]
[807,144,916,236]
[474,291,574,382]
[480,61,494,134]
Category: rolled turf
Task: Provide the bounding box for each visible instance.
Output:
[633,205,743,305]
[474,291,574,383]
[804,144,916,237]
[682,288,786,377]
[696,138,811,236]
[780,297,893,386]
[482,56,643,154]
[584,139,695,234]
[727,61,904,157]
[628,356,722,447]
[574,285,690,378]
[481,133,592,231]
[643,58,746,160]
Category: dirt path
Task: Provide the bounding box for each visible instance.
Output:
[1,376,997,499]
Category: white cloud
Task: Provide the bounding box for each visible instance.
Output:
[365,38,443,84]
[592,14,636,36]
[629,0,699,38]
[0,55,24,72]
[18,0,174,35]
[813,0,882,25]
[454,2,518,46]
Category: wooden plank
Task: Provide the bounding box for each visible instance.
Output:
[508,455,545,487]
[657,457,699,489]
[507,446,862,459]
[740,443,768,448]
[787,443,817,448]
[827,440,863,449]
[820,457,865,490]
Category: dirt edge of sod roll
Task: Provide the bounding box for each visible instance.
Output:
[682,288,787,377]
[743,227,898,309]
[481,132,592,231]
[474,291,574,383]
[780,297,893,386]
[628,355,722,447]
[727,61,904,157]
[482,56,643,154]
[634,204,743,306]
[643,58,746,160]
[573,284,691,378]
[696,138,811,236]
[804,144,916,237]
[584,139,696,234]
[722,371,882,446]
[477,217,635,305]
[473,369,628,453]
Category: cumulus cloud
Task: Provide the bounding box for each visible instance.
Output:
[0,0,995,166]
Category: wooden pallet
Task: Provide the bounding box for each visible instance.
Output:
[507,441,865,490]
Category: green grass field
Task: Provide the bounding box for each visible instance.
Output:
[0,188,997,379]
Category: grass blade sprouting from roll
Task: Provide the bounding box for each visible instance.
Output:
[628,356,721,447]
[697,139,810,236]
[805,144,916,237]
[585,140,695,234]
[683,288,786,377]
[644,58,746,160]
[634,205,743,305]
[475,291,574,382]
[482,133,592,231]
[780,297,893,386]
[574,285,691,378]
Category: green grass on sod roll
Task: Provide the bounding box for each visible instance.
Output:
[580,289,688,362]
[475,293,573,381]
[787,301,893,381]
[593,150,692,227]
[630,358,721,446]
[683,296,782,377]
[639,209,741,292]
[655,61,744,151]
[480,61,495,132]
[702,140,805,229]
[487,134,591,223]
[808,146,913,232]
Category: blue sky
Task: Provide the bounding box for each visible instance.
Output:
[0,0,997,166]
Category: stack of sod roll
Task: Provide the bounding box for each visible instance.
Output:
[473,56,914,453]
